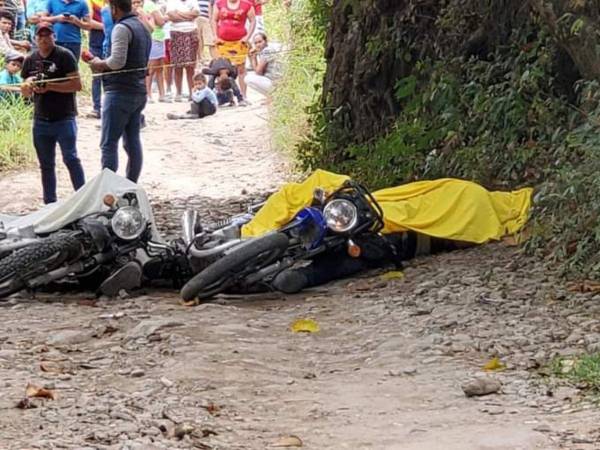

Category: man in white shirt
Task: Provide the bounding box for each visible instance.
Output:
[166,0,199,101]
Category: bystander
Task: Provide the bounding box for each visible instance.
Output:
[20,24,86,204]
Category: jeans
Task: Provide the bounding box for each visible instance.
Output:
[57,41,81,62]
[33,118,86,204]
[16,12,25,31]
[100,91,147,183]
[90,43,103,112]
[191,98,217,118]
[217,89,234,105]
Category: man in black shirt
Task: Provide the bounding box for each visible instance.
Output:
[21,23,85,204]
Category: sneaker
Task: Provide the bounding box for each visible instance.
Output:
[158,96,171,103]
[174,95,187,103]
[238,99,248,107]
[147,97,155,104]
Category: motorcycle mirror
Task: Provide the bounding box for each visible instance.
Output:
[182,210,199,246]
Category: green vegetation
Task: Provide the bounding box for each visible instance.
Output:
[551,354,600,392]
[0,95,34,169]
[285,2,600,279]
[269,0,326,158]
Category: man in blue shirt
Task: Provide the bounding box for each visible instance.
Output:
[44,0,90,61]
[25,0,50,44]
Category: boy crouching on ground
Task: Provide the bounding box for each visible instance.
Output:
[167,73,218,120]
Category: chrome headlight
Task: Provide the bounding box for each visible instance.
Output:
[323,199,358,233]
[111,206,147,240]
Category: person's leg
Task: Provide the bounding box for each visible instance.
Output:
[121,94,146,183]
[196,17,205,64]
[56,118,85,191]
[90,43,103,114]
[152,59,166,98]
[32,120,58,204]
[231,79,244,102]
[100,92,128,173]
[272,248,371,294]
[184,64,195,97]
[197,98,216,118]
[174,67,183,96]
[245,72,273,95]
[237,63,247,98]
[164,39,173,95]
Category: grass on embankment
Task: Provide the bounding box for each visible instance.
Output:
[0,95,34,169]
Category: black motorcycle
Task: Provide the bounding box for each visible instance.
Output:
[180,180,385,301]
[0,192,162,299]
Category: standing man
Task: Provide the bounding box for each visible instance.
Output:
[86,0,105,118]
[21,24,86,204]
[88,0,151,183]
[44,0,90,61]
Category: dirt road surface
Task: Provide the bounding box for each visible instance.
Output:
[1,95,600,450]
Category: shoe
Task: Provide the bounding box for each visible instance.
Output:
[99,261,142,297]
[158,96,171,103]
[86,110,101,119]
[174,95,187,103]
[238,99,248,107]
[147,97,155,104]
[271,269,308,294]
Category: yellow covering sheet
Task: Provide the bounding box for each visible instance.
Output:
[241,170,532,244]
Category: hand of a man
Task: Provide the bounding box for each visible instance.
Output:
[33,84,49,94]
[88,57,104,73]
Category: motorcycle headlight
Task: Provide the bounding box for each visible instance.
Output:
[111,206,147,240]
[323,199,358,233]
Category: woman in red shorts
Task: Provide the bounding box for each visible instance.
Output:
[212,0,256,104]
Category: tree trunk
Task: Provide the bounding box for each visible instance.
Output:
[529,0,600,80]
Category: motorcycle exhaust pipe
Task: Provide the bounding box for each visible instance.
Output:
[182,210,199,246]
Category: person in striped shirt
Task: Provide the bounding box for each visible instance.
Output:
[195,0,216,64]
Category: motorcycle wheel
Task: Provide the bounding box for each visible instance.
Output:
[0,234,82,299]
[181,232,289,301]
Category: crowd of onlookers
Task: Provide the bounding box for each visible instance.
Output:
[0,0,284,116]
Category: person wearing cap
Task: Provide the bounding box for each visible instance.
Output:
[0,52,23,99]
[21,23,86,204]
[88,0,151,183]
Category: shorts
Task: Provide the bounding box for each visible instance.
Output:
[216,40,249,66]
[149,40,166,60]
[170,30,199,65]
[196,16,215,46]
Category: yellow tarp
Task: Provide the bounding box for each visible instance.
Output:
[241,170,533,244]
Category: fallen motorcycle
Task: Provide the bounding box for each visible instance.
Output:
[180,180,385,301]
[0,191,166,299]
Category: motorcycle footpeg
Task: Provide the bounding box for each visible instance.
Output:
[99,261,142,297]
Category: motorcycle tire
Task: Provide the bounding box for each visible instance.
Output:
[0,234,82,299]
[181,232,289,301]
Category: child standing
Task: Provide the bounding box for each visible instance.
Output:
[167,72,217,119]
[0,52,23,100]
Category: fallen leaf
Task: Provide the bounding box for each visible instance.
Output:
[380,271,404,281]
[40,362,65,374]
[291,319,320,333]
[271,435,303,447]
[179,299,199,307]
[25,383,57,400]
[483,357,506,372]
[567,280,600,294]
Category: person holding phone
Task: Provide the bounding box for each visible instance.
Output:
[44,0,91,61]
